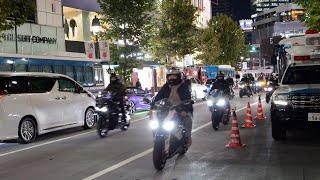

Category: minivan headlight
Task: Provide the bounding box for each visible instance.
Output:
[274,95,288,106]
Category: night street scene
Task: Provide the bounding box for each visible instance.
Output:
[0,0,320,179]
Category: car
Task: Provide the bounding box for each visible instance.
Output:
[125,87,152,113]
[189,78,208,100]
[0,72,96,144]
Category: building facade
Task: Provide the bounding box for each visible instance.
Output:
[211,0,251,22]
[252,0,293,14]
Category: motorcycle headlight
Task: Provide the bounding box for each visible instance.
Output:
[264,87,273,92]
[239,84,244,88]
[162,120,175,131]
[274,95,288,106]
[149,120,159,130]
[207,100,214,107]
[255,82,261,87]
[95,106,108,112]
[216,99,226,107]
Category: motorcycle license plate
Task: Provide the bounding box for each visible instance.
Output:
[308,113,320,121]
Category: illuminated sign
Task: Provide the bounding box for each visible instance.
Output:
[1,33,57,44]
[239,19,253,31]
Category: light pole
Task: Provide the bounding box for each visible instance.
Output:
[92,16,101,59]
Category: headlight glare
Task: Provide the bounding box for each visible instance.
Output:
[216,99,226,107]
[149,120,159,130]
[207,100,214,106]
[95,106,108,112]
[274,100,288,106]
[162,121,175,131]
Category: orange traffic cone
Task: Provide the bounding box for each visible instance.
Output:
[256,95,266,120]
[226,110,246,148]
[242,102,256,128]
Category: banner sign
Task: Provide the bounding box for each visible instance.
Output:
[85,42,95,59]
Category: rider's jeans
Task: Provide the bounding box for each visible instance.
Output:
[182,113,193,139]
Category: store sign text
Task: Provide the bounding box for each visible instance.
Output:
[1,33,57,44]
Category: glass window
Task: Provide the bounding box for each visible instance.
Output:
[66,66,74,79]
[29,77,56,93]
[15,64,27,72]
[43,65,53,73]
[0,76,28,94]
[84,66,94,84]
[58,77,75,92]
[282,66,320,84]
[0,63,13,71]
[75,66,84,84]
[29,65,41,72]
[94,68,104,85]
[54,65,64,74]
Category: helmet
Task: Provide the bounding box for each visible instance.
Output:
[216,71,225,80]
[166,67,182,85]
[110,73,118,83]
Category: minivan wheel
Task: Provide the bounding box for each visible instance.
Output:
[84,108,95,129]
[18,118,37,144]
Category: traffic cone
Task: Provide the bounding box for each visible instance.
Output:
[241,102,256,128]
[256,95,266,120]
[226,110,246,148]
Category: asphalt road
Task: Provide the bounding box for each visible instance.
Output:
[1,93,320,180]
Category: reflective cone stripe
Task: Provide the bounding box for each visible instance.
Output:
[226,110,246,148]
[256,96,266,120]
[242,102,256,128]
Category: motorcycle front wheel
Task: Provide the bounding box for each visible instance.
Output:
[153,137,167,170]
[211,111,221,130]
[97,119,108,138]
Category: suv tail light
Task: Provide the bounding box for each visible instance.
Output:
[294,55,311,61]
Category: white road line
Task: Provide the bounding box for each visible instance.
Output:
[83,102,259,180]
[0,116,148,158]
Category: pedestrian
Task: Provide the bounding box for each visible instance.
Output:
[136,79,142,89]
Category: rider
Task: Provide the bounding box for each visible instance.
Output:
[226,75,235,96]
[210,71,229,96]
[152,67,193,147]
[104,73,127,123]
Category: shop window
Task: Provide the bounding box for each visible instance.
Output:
[75,66,84,84]
[0,63,13,71]
[94,67,104,85]
[43,65,53,73]
[29,65,41,72]
[54,65,64,74]
[66,65,74,79]
[84,66,94,84]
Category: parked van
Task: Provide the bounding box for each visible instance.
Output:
[0,72,96,144]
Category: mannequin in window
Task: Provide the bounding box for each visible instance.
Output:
[69,19,77,37]
[64,18,69,39]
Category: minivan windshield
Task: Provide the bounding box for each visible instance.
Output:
[282,65,320,84]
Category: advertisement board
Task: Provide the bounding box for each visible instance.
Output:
[239,19,253,31]
[85,42,95,59]
[99,41,110,62]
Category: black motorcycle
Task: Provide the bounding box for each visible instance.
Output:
[207,90,230,130]
[95,93,131,138]
[265,81,279,103]
[149,99,193,170]
[239,81,253,98]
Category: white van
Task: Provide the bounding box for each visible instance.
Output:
[0,72,96,144]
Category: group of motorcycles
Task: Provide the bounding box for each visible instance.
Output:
[93,79,278,171]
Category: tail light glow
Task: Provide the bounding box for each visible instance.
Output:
[294,55,311,61]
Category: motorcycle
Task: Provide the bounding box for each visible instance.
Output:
[149,99,193,170]
[95,92,131,138]
[239,81,253,98]
[207,90,231,130]
[265,81,279,103]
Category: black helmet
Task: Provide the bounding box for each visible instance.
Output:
[217,71,225,80]
[110,73,118,83]
[166,67,182,85]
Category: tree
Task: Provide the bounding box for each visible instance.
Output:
[0,0,36,32]
[297,0,320,31]
[98,0,155,85]
[196,14,247,67]
[151,0,198,65]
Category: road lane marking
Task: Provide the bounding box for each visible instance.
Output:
[0,116,149,158]
[83,102,259,180]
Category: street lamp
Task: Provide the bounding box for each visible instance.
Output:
[92,15,101,59]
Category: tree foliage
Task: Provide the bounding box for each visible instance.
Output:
[0,0,36,32]
[297,0,320,31]
[150,0,198,64]
[98,0,155,84]
[196,14,247,67]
